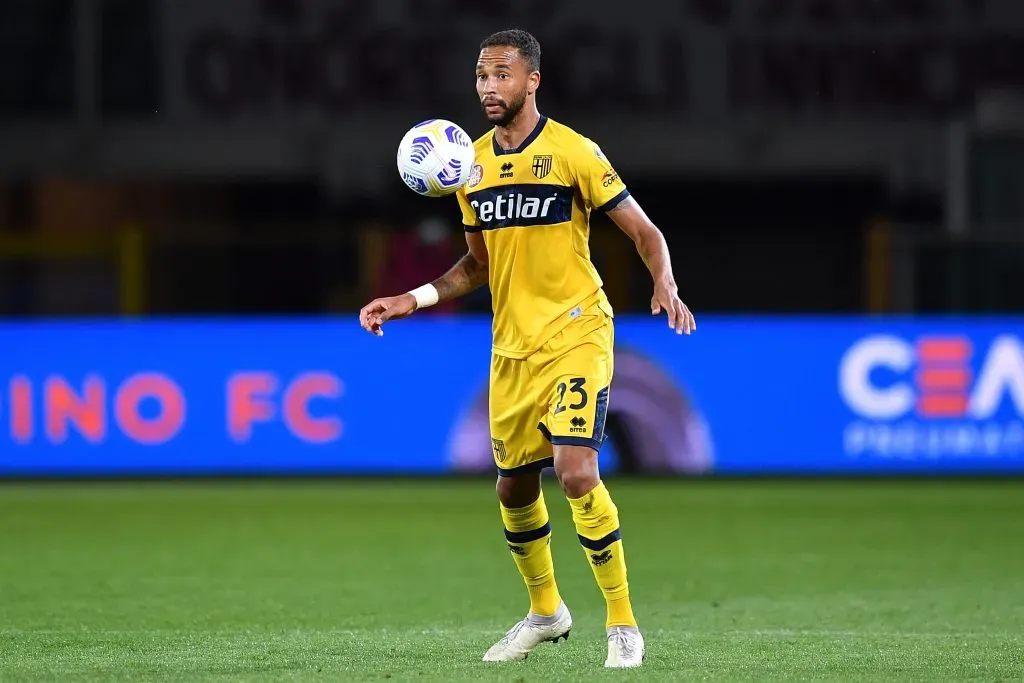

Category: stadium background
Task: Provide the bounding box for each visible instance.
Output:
[2,1,1024,680]
[2,0,1023,477]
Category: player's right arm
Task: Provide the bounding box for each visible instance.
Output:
[358,190,489,337]
[430,187,490,302]
[433,231,489,301]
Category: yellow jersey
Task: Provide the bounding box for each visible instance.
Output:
[456,116,629,359]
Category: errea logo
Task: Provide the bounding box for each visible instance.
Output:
[570,416,587,433]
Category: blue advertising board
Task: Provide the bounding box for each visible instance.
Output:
[1,315,1023,477]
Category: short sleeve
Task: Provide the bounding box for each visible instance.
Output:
[457,187,480,232]
[574,137,629,213]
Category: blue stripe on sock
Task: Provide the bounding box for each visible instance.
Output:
[577,528,621,551]
[505,522,552,544]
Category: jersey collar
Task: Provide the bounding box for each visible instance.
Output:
[491,115,548,156]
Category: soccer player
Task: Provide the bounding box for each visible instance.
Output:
[359,28,695,669]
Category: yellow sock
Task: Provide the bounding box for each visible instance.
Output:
[500,491,562,617]
[567,480,637,628]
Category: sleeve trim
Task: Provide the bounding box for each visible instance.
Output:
[596,189,630,213]
[463,223,482,233]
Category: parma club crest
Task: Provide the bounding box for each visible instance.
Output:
[467,164,483,188]
[531,154,553,179]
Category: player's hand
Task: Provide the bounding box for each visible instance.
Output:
[359,293,418,337]
[651,278,696,335]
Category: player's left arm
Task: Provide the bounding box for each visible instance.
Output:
[575,137,695,335]
[607,198,695,335]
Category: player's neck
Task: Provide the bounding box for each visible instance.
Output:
[493,108,542,151]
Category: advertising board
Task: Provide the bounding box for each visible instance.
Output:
[2,316,1022,477]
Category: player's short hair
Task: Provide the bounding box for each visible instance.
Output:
[480,29,541,73]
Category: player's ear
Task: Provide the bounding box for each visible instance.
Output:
[528,70,540,95]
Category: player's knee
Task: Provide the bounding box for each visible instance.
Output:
[495,474,541,509]
[556,470,599,499]
[553,448,600,499]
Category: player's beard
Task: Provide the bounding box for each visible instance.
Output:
[483,88,527,127]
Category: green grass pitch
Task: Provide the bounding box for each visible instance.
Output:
[2,478,1022,681]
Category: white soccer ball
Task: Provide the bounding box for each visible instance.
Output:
[396,119,476,197]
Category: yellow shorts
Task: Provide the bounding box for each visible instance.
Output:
[488,302,614,476]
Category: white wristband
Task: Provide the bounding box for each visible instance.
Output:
[409,283,439,310]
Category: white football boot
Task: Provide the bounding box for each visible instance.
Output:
[605,625,645,668]
[482,602,572,662]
